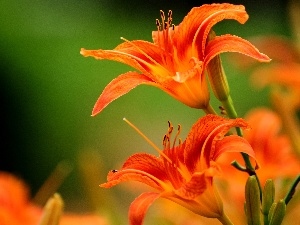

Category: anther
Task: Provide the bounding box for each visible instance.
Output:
[167,121,173,130]
[168,10,172,26]
[172,124,181,148]
[160,10,165,21]
[168,10,172,19]
[111,169,118,173]
[160,10,166,29]
[156,19,161,30]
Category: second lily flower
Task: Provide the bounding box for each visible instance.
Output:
[100,114,256,225]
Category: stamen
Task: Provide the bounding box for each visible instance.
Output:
[160,10,165,29]
[168,10,172,27]
[156,19,161,30]
[123,118,185,177]
[172,124,181,148]
[123,118,173,164]
[164,22,168,30]
[168,121,174,134]
[164,121,174,150]
[163,134,169,148]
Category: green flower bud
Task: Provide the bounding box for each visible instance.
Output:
[269,199,286,225]
[206,30,230,102]
[245,176,261,225]
[262,179,275,215]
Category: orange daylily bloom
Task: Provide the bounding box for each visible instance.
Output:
[0,172,41,225]
[219,108,300,210]
[81,3,270,116]
[250,62,300,92]
[0,171,108,225]
[243,108,300,181]
[229,34,300,158]
[100,114,256,225]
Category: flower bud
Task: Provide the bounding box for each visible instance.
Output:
[262,179,275,215]
[268,199,286,225]
[206,30,230,102]
[245,176,261,225]
[38,193,64,225]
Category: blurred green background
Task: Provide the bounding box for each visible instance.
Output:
[0,0,291,223]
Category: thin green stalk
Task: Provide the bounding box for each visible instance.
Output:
[284,175,300,205]
[221,95,262,199]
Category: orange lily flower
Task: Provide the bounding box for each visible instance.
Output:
[218,108,300,212]
[100,114,255,225]
[0,172,41,225]
[0,171,108,225]
[229,34,300,157]
[81,3,270,116]
[243,108,300,182]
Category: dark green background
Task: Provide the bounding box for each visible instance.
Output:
[0,0,292,223]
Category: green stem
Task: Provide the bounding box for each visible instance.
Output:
[263,214,269,225]
[217,213,234,225]
[221,95,262,200]
[284,175,300,205]
[221,95,238,118]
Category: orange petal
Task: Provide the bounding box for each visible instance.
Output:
[175,3,248,60]
[91,72,154,116]
[80,48,146,74]
[129,192,160,225]
[231,36,300,69]
[213,135,256,161]
[250,63,300,89]
[183,115,227,172]
[114,40,166,66]
[243,108,282,149]
[174,172,207,200]
[100,153,168,190]
[81,41,169,82]
[183,115,249,172]
[204,34,271,66]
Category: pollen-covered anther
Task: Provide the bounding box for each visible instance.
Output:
[167,10,172,26]
[167,121,174,134]
[159,10,166,29]
[172,124,182,147]
[156,19,161,30]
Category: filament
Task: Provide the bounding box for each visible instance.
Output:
[123,118,185,176]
